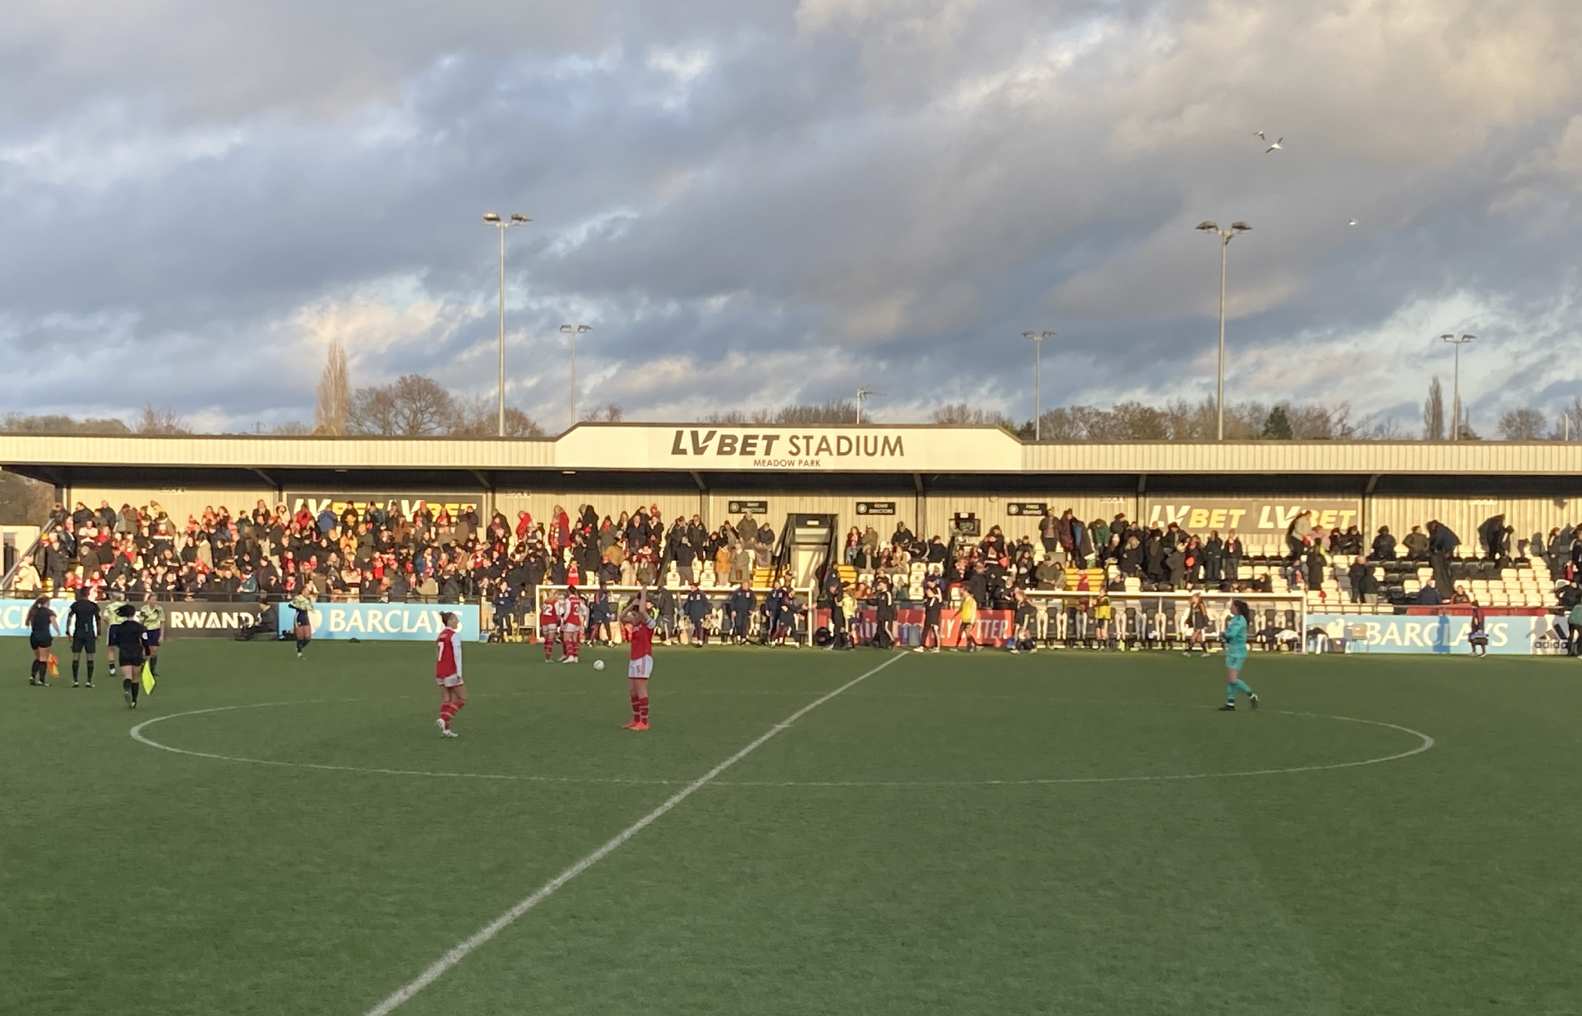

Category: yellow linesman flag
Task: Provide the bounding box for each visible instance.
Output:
[48,653,59,677]
[141,662,156,695]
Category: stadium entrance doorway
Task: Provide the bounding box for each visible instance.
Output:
[778,514,839,589]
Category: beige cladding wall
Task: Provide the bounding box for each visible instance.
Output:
[707,492,920,538]
[1366,496,1582,548]
[924,494,1139,545]
[493,492,704,531]
[68,487,274,524]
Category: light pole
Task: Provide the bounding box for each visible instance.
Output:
[560,324,592,427]
[483,212,530,436]
[1195,220,1251,440]
[1022,330,1055,440]
[1440,333,1475,441]
[855,385,884,425]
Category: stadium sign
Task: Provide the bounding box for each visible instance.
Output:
[1307,612,1550,655]
[294,602,481,641]
[163,602,266,639]
[855,501,896,515]
[554,425,1025,472]
[284,493,482,520]
[727,500,770,516]
[1005,502,1048,516]
[0,598,265,641]
[1143,498,1361,533]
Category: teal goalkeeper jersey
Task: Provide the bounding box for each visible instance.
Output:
[1224,614,1248,650]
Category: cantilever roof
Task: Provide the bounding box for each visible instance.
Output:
[2,424,1580,492]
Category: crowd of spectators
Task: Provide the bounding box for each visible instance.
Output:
[4,498,787,608]
[5,498,1576,616]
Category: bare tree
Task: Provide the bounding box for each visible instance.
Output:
[135,403,189,435]
[1497,408,1547,440]
[449,396,546,437]
[1423,376,1445,441]
[348,386,400,435]
[314,341,351,435]
[348,374,457,436]
[271,421,313,435]
[580,402,625,423]
[1,412,132,435]
[701,400,882,426]
[0,472,54,524]
[931,403,1016,429]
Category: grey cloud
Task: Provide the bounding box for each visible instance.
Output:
[2,0,1582,437]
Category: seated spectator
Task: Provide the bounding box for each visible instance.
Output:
[1416,580,1443,606]
[1034,553,1066,590]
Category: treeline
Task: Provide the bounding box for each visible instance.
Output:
[924,398,1396,441]
[2,346,1577,442]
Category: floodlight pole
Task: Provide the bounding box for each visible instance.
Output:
[1196,221,1251,441]
[1022,331,1055,440]
[483,212,531,436]
[1441,333,1475,441]
[561,324,592,427]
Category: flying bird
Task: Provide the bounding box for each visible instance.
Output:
[1264,137,1284,153]
[1348,219,1357,226]
[1253,131,1266,141]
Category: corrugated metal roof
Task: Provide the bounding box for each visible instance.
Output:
[1019,442,1582,475]
[0,435,556,470]
[2,431,1580,475]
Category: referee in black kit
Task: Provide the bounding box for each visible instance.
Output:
[66,589,101,688]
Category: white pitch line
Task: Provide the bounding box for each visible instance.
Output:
[133,702,1436,790]
[359,652,905,1016]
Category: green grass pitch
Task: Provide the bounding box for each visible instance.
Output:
[3,639,1579,1015]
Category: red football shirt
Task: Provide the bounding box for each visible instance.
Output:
[436,627,462,679]
[629,617,656,659]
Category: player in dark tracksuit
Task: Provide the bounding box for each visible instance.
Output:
[914,584,943,653]
[726,583,755,644]
[683,584,711,645]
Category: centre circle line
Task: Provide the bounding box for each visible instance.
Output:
[130,698,1435,789]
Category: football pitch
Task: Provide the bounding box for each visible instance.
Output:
[4,640,1579,1015]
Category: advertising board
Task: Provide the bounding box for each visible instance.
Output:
[1143,498,1362,534]
[1307,612,1551,655]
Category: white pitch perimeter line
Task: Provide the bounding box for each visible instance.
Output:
[360,652,905,1016]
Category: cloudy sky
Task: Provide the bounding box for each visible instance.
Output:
[3,0,1581,435]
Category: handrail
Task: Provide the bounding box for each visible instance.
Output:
[0,517,61,595]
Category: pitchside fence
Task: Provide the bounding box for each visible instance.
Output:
[813,591,1309,651]
[1021,591,1309,651]
[529,585,817,647]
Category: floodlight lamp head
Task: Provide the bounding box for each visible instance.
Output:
[1195,221,1219,232]
[1229,221,1251,232]
[483,212,501,223]
[510,213,531,223]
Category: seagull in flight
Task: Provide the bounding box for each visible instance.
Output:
[1348,219,1357,226]
[1253,131,1267,141]
[1264,137,1284,153]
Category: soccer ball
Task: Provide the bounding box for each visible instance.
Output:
[593,660,605,671]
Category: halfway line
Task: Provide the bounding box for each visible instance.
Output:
[360,652,905,1016]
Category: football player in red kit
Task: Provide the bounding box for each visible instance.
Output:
[539,590,561,662]
[434,611,465,737]
[557,586,585,664]
[624,587,656,730]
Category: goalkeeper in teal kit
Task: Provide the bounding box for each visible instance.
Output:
[1218,600,1259,712]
